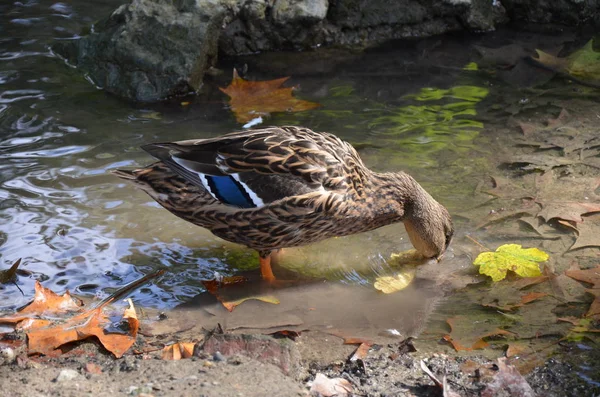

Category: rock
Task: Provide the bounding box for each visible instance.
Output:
[55,368,81,382]
[272,0,329,23]
[53,0,228,102]
[0,347,15,364]
[200,333,301,377]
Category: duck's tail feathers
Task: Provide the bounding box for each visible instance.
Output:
[111,169,137,180]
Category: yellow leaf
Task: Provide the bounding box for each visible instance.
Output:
[473,244,548,282]
[219,69,320,123]
[533,40,600,81]
[221,294,280,312]
[374,269,415,294]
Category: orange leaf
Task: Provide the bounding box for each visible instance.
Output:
[520,292,548,304]
[221,295,280,312]
[444,316,514,351]
[349,342,372,361]
[161,342,196,360]
[219,69,319,123]
[0,281,83,324]
[27,301,138,358]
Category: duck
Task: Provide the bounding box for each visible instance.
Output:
[113,126,454,281]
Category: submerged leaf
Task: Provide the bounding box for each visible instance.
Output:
[219,69,319,123]
[221,295,280,312]
[473,244,548,282]
[533,40,600,82]
[373,269,416,294]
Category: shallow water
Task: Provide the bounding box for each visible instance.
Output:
[1,3,598,373]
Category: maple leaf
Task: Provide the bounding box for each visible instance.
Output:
[473,244,549,282]
[219,69,320,123]
[533,40,600,81]
[538,202,600,223]
[373,268,415,294]
[0,281,83,324]
[570,214,600,251]
[443,315,514,351]
[26,299,139,358]
[565,264,600,318]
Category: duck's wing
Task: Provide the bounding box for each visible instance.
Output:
[142,126,367,208]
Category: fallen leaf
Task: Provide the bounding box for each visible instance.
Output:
[569,214,600,250]
[538,202,600,223]
[161,342,196,360]
[221,295,280,312]
[310,373,353,397]
[505,342,527,358]
[27,301,138,358]
[349,342,372,361]
[0,258,21,284]
[473,244,549,282]
[268,330,301,341]
[374,269,416,293]
[219,69,319,123]
[481,358,536,397]
[565,264,600,288]
[482,291,548,311]
[0,281,83,324]
[443,315,514,351]
[533,40,600,82]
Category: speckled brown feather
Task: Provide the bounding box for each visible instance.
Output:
[114,126,453,259]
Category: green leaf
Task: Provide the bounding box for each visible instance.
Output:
[473,244,549,282]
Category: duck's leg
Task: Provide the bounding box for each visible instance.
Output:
[259,251,275,282]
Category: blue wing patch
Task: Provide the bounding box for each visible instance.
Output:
[205,175,256,208]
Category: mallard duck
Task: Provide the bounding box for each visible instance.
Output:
[114,126,453,281]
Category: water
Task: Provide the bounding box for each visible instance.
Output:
[0,0,596,352]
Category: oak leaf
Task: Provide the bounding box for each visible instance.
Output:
[473,244,548,282]
[219,69,319,123]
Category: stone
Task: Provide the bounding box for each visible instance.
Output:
[200,333,301,377]
[55,369,81,382]
[272,0,329,24]
[53,0,229,102]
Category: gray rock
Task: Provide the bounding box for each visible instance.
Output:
[272,0,329,24]
[55,368,81,382]
[53,0,229,102]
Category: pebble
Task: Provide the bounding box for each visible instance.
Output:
[55,369,80,382]
[1,347,15,363]
[213,351,226,362]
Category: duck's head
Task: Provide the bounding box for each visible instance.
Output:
[399,177,454,260]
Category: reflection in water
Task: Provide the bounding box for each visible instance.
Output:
[0,0,485,316]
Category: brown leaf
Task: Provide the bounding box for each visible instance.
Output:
[538,202,600,223]
[349,342,372,362]
[569,214,600,250]
[85,363,103,374]
[481,358,536,397]
[219,69,319,123]
[0,281,83,324]
[310,373,352,397]
[444,316,515,351]
[565,264,600,288]
[26,300,138,358]
[161,342,196,360]
[0,258,21,284]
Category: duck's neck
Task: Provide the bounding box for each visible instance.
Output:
[366,171,435,221]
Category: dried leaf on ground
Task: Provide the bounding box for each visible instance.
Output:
[482,292,548,311]
[569,214,600,250]
[538,202,600,223]
[532,40,600,82]
[374,269,416,293]
[161,342,196,360]
[219,69,319,123]
[27,299,139,358]
[221,295,280,312]
[0,281,83,324]
[201,276,280,312]
[0,258,21,284]
[473,244,548,282]
[310,373,353,397]
[349,342,372,362]
[566,264,600,288]
[443,315,514,351]
[481,358,536,397]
